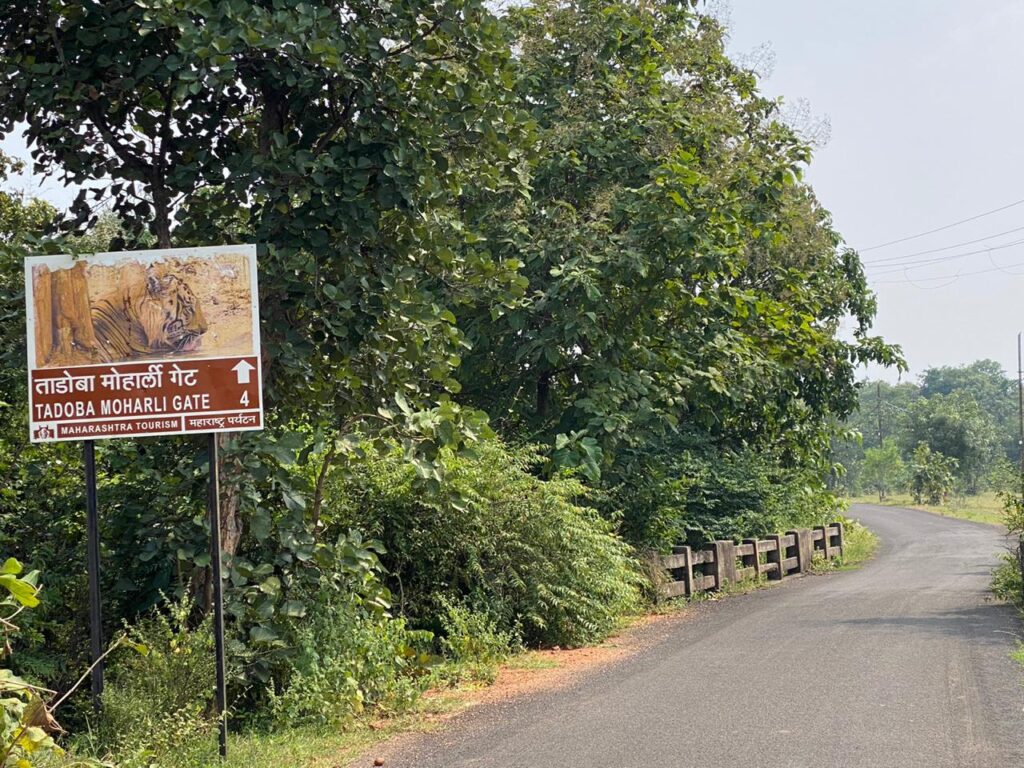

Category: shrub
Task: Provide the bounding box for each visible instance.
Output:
[612,444,838,549]
[268,583,432,727]
[325,440,641,648]
[909,442,957,505]
[0,557,66,768]
[88,596,217,768]
[991,553,1023,608]
[432,598,520,685]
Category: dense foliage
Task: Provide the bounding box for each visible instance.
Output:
[325,441,642,648]
[835,360,1016,499]
[0,1,893,763]
[457,0,897,544]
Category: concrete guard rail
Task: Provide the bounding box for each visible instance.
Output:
[658,523,844,598]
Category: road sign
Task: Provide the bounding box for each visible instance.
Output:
[25,244,263,442]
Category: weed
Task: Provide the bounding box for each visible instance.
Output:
[991,553,1023,609]
[810,518,878,572]
[430,600,520,686]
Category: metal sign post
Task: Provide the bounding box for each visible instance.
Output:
[207,434,228,758]
[83,439,103,710]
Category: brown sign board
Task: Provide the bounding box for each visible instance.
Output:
[25,245,263,442]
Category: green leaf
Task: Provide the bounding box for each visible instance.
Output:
[0,575,38,607]
[250,625,279,644]
[258,576,281,596]
[124,641,150,656]
[282,488,306,513]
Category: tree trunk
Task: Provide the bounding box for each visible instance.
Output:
[217,433,244,558]
[33,263,99,366]
[152,184,172,249]
[310,439,338,531]
[536,372,551,419]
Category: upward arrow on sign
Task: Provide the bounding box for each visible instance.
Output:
[232,360,255,384]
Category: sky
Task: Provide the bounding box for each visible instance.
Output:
[4,2,1024,384]
[726,1,1024,383]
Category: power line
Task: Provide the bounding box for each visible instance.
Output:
[859,197,1024,252]
[866,237,1024,275]
[873,257,1024,286]
[862,223,1024,265]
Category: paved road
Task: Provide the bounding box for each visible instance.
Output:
[370,505,1024,768]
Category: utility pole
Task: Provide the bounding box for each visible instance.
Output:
[1018,333,1024,493]
[876,380,883,446]
[1017,333,1024,601]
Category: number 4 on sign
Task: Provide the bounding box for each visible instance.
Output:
[240,390,250,406]
[232,360,255,385]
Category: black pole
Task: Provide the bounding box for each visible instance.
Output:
[1018,333,1024,493]
[208,433,228,758]
[83,439,103,711]
[876,380,883,445]
[1017,334,1024,603]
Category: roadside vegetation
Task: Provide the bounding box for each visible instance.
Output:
[989,518,1024,671]
[0,2,896,766]
[824,518,879,571]
[983,481,1024,675]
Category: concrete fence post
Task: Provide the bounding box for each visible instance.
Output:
[766,534,784,581]
[790,529,813,573]
[834,522,845,557]
[742,538,761,578]
[814,525,830,559]
[712,540,737,589]
[672,544,694,597]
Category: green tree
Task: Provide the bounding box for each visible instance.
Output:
[456,0,899,541]
[861,438,904,502]
[900,391,999,494]
[909,442,957,505]
[0,0,537,698]
[830,379,918,493]
[0,0,531,566]
[920,360,1017,460]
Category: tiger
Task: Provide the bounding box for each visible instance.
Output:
[91,269,209,361]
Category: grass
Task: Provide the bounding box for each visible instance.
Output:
[217,693,466,768]
[848,491,1006,527]
[503,651,560,671]
[65,676,484,768]
[1012,643,1024,667]
[809,517,878,573]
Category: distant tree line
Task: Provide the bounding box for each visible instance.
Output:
[834,360,1017,503]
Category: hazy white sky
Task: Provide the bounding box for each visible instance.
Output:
[727,1,1024,383]
[4,2,1022,383]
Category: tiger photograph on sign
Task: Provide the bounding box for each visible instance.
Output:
[27,245,256,370]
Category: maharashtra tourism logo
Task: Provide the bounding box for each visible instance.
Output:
[33,424,56,441]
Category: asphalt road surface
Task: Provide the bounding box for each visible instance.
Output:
[371,504,1024,768]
